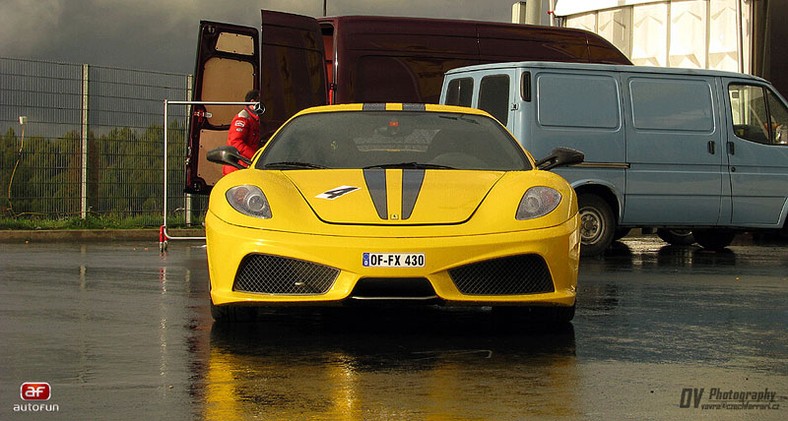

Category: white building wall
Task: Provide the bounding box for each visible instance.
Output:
[558,0,750,73]
[632,2,669,67]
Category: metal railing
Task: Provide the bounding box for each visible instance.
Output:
[159,100,256,249]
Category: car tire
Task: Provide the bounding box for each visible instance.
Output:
[656,228,696,246]
[493,304,575,324]
[693,229,736,251]
[547,305,576,324]
[578,194,615,257]
[779,222,788,240]
[210,302,257,322]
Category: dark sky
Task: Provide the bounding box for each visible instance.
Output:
[0,0,534,74]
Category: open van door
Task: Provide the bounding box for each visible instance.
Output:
[186,12,326,194]
[260,10,327,139]
[185,21,259,194]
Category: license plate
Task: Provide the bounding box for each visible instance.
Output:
[362,253,425,268]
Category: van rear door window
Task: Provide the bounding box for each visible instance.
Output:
[630,78,714,132]
[479,75,510,125]
[445,78,474,107]
[537,74,619,129]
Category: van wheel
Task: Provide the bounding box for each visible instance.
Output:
[693,229,736,251]
[656,229,696,246]
[578,194,615,257]
[613,228,631,241]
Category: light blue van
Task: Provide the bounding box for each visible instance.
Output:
[441,61,788,256]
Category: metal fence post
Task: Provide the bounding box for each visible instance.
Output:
[81,64,89,220]
[185,74,193,226]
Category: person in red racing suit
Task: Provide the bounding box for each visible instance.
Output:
[223,89,262,175]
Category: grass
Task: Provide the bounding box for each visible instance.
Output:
[0,214,202,230]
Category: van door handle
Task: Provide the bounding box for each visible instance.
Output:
[707,141,715,155]
[727,142,735,155]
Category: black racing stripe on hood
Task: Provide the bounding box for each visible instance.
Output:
[402,103,426,111]
[362,103,386,111]
[363,168,388,219]
[401,169,425,220]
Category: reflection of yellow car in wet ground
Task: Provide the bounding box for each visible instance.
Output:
[203,312,578,419]
[206,103,583,323]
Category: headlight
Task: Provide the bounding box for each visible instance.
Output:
[226,185,272,218]
[515,186,561,220]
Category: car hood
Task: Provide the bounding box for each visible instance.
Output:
[284,169,504,225]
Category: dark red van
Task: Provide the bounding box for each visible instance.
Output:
[185,10,630,193]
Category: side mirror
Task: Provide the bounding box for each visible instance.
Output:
[535,147,584,171]
[206,146,252,169]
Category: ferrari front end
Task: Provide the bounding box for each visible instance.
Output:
[205,104,581,322]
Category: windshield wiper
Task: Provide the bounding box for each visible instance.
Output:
[438,115,480,125]
[263,161,327,169]
[363,162,455,170]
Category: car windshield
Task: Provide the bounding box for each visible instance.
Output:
[257,111,531,171]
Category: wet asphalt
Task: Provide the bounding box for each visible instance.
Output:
[0,234,786,420]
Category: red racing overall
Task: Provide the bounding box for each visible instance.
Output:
[223,106,261,175]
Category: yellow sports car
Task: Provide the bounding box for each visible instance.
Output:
[206,103,582,322]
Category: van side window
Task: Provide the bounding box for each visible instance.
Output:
[768,91,788,145]
[729,84,788,145]
[537,74,619,129]
[479,75,510,125]
[630,78,714,132]
[445,78,474,107]
[520,71,531,102]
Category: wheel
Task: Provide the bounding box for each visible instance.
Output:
[656,228,696,246]
[578,194,615,257]
[493,304,575,324]
[613,228,631,241]
[210,301,257,322]
[547,305,575,324]
[693,229,736,251]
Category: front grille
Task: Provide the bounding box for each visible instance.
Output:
[350,277,437,299]
[449,254,554,295]
[233,254,339,295]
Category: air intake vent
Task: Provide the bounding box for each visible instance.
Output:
[350,277,437,299]
[234,254,339,295]
[449,254,553,295]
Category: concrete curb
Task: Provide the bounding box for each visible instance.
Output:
[0,229,206,243]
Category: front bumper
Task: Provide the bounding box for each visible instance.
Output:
[206,212,579,307]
